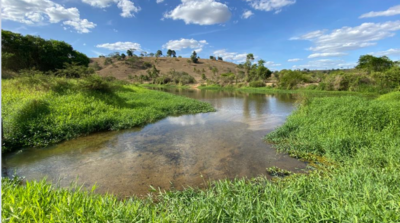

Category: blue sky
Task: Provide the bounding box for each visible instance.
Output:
[2,0,400,70]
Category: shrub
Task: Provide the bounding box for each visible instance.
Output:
[249,80,265,88]
[79,75,114,92]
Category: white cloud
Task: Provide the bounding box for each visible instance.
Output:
[157,0,164,3]
[308,52,347,59]
[288,58,301,62]
[2,0,96,33]
[162,38,208,53]
[265,61,281,67]
[371,48,400,57]
[293,59,356,70]
[164,0,231,25]
[213,49,248,63]
[246,0,295,13]
[242,10,254,19]
[292,21,400,54]
[63,19,97,34]
[96,42,142,51]
[360,5,400,18]
[81,0,140,18]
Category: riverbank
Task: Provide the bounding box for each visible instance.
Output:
[3,91,399,221]
[198,84,380,96]
[1,75,215,152]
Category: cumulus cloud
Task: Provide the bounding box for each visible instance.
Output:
[292,21,400,55]
[288,58,301,62]
[264,61,281,67]
[157,0,164,3]
[63,19,97,34]
[246,0,295,13]
[308,52,347,59]
[371,48,400,57]
[293,59,356,70]
[96,42,142,51]
[162,38,208,53]
[81,0,140,18]
[242,10,254,19]
[213,49,248,63]
[2,0,96,33]
[360,5,400,18]
[164,0,231,25]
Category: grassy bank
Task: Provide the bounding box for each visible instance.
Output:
[198,84,378,97]
[3,91,399,222]
[1,75,215,152]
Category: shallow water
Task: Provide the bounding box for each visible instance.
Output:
[3,89,307,198]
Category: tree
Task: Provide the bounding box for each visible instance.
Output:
[356,55,394,72]
[121,53,126,60]
[191,51,198,63]
[149,53,155,57]
[167,49,173,57]
[127,50,133,57]
[171,50,177,58]
[218,57,223,61]
[210,56,215,60]
[155,50,163,57]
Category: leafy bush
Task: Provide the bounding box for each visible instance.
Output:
[277,70,310,89]
[249,80,265,87]
[79,75,114,92]
[55,63,95,78]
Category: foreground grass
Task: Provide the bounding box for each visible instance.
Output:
[2,91,399,222]
[1,75,214,152]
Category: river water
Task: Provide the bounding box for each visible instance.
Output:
[3,89,307,198]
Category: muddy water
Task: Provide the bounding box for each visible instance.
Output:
[3,89,307,198]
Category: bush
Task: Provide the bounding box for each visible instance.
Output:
[104,58,113,66]
[79,75,114,92]
[55,63,95,78]
[249,80,265,88]
[277,70,310,89]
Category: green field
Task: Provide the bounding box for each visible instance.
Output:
[3,90,399,222]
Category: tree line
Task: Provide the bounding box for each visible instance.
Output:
[2,30,90,72]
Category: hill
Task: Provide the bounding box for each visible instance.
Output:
[90,57,241,83]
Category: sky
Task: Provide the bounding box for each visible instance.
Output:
[2,0,400,70]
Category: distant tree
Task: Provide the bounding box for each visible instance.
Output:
[244,53,255,79]
[149,53,155,57]
[202,73,207,80]
[156,50,163,58]
[172,50,177,57]
[210,56,215,60]
[247,53,255,62]
[121,53,126,60]
[356,55,394,72]
[127,50,133,57]
[191,51,198,63]
[167,49,173,57]
[218,57,223,61]
[141,51,147,57]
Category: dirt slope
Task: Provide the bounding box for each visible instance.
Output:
[90,57,240,82]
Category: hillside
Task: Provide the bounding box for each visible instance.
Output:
[90,57,241,82]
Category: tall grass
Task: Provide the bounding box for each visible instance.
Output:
[1,75,215,152]
[3,92,399,222]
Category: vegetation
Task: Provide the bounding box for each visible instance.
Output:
[1,74,214,152]
[3,92,399,221]
[2,30,90,72]
[191,51,199,63]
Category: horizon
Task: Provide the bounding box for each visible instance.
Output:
[2,0,400,70]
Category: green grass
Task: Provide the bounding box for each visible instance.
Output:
[2,87,400,222]
[1,75,214,152]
